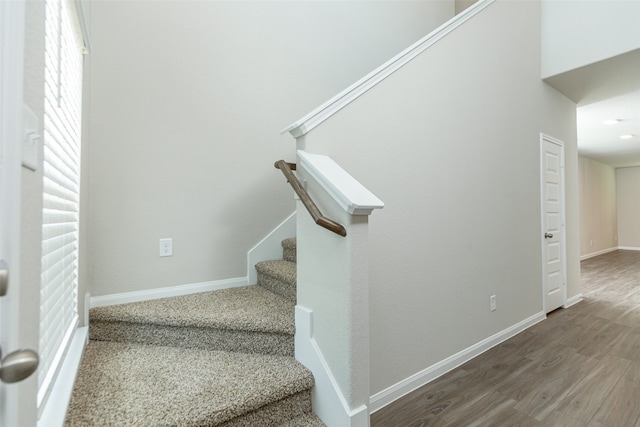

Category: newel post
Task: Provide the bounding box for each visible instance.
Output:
[293,151,383,427]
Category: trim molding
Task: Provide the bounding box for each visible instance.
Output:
[73,0,91,54]
[580,246,618,260]
[618,246,640,252]
[281,0,495,138]
[298,151,384,216]
[90,277,248,308]
[295,306,369,427]
[247,212,296,284]
[37,327,88,427]
[369,311,545,414]
[564,294,583,308]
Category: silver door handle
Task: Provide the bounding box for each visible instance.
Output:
[0,348,39,383]
[0,259,8,297]
[545,233,553,239]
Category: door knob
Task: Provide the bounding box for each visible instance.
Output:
[0,259,8,297]
[0,348,39,383]
[544,233,553,239]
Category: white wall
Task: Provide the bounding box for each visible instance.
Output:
[617,166,640,249]
[297,0,578,396]
[578,156,618,258]
[86,1,454,297]
[455,0,479,14]
[541,0,640,78]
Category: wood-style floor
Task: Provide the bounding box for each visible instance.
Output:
[371,250,640,427]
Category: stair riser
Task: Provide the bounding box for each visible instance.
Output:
[258,273,296,303]
[283,247,296,263]
[221,390,311,427]
[90,322,294,356]
[282,238,297,263]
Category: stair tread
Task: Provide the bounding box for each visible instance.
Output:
[90,285,294,335]
[65,340,313,426]
[255,260,296,283]
[278,413,326,426]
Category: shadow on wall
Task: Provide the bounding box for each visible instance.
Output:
[456,0,480,14]
[215,162,296,267]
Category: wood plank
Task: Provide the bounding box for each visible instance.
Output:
[542,411,589,427]
[439,390,516,426]
[576,321,629,359]
[590,376,640,426]
[554,354,630,422]
[512,349,598,421]
[606,328,640,360]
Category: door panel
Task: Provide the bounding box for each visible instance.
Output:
[541,135,566,313]
[1,2,31,426]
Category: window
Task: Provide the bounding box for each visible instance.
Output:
[39,0,84,410]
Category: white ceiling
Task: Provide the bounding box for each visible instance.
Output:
[544,49,640,169]
[577,89,640,168]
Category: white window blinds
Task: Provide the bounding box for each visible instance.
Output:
[39,0,83,409]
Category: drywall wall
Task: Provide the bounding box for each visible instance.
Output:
[541,0,640,78]
[296,0,578,396]
[578,156,618,258]
[455,0,479,15]
[86,1,454,296]
[617,166,640,249]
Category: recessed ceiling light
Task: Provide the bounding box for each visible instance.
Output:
[620,134,634,139]
[603,119,621,125]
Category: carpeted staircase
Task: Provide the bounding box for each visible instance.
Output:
[65,238,324,426]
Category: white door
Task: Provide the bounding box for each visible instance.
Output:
[1,2,38,426]
[540,134,566,313]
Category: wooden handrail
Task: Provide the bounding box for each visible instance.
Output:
[274,160,347,237]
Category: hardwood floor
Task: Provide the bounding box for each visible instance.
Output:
[370,250,640,427]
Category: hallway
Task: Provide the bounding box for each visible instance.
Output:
[371,250,640,426]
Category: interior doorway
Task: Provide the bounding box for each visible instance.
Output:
[541,134,567,313]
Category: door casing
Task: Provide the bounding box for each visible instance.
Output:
[1,1,29,425]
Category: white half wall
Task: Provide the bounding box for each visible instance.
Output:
[247,212,296,285]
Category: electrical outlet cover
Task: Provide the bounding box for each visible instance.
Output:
[159,238,173,257]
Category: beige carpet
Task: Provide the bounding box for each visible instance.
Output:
[65,340,315,426]
[90,286,295,333]
[67,238,325,426]
[90,286,295,356]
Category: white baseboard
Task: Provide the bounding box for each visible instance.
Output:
[37,327,88,427]
[580,246,619,260]
[564,294,583,308]
[90,277,248,308]
[247,212,296,285]
[580,246,640,261]
[369,311,545,414]
[295,306,369,427]
[618,246,640,252]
